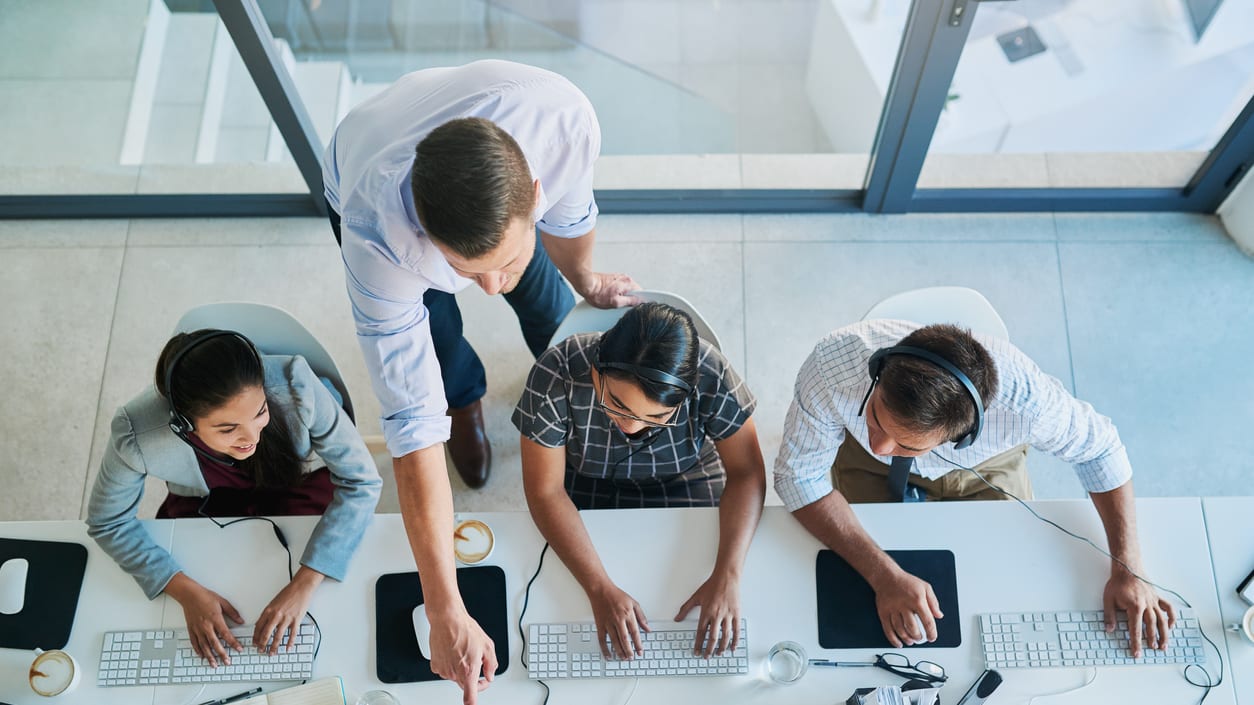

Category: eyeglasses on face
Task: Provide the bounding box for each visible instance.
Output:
[596,374,683,428]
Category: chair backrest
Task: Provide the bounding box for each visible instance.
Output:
[547,290,724,352]
[174,302,355,422]
[861,287,1010,342]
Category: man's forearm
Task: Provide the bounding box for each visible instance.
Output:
[1089,480,1143,574]
[540,229,595,289]
[793,492,900,586]
[393,445,465,615]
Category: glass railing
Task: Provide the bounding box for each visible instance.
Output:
[0,0,308,196]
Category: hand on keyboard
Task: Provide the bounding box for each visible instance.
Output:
[163,573,244,667]
[254,568,323,655]
[870,568,943,648]
[674,573,742,658]
[588,581,649,660]
[1103,571,1178,658]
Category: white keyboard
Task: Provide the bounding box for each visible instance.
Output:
[527,620,749,679]
[979,610,1205,669]
[97,622,318,686]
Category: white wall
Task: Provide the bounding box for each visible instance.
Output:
[1218,166,1254,257]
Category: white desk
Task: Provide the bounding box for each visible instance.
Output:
[0,500,1240,704]
[0,520,173,705]
[1202,498,1254,705]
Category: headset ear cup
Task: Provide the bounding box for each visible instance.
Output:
[168,412,194,436]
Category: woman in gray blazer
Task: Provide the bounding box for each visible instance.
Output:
[87,330,381,667]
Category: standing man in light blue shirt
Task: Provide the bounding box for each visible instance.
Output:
[323,61,639,704]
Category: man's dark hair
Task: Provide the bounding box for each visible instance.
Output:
[597,302,700,407]
[412,117,534,259]
[877,323,998,443]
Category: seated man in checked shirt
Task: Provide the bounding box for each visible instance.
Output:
[775,320,1175,659]
[513,302,766,665]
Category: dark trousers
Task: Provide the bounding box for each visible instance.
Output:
[328,203,574,408]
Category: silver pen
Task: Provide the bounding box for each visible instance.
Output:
[808,659,876,668]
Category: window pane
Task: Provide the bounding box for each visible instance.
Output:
[267,0,907,189]
[0,0,307,197]
[919,0,1254,189]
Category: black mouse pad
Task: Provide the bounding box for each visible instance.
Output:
[0,538,88,650]
[816,549,961,649]
[375,566,509,683]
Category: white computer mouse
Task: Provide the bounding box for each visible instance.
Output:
[0,557,29,615]
[412,604,432,660]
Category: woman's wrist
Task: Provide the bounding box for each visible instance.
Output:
[162,572,199,603]
[291,566,326,590]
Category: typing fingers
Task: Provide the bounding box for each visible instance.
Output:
[716,615,733,657]
[1127,610,1144,658]
[693,615,712,657]
[204,623,231,666]
[1155,605,1171,651]
[1163,600,1178,630]
[189,632,213,667]
[1142,606,1160,651]
[625,614,644,659]
[610,620,633,660]
[596,623,613,660]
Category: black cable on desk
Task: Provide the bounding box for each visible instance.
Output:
[518,542,551,705]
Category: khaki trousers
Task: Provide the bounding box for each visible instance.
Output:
[831,435,1034,502]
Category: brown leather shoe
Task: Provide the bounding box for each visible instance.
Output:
[447,400,491,489]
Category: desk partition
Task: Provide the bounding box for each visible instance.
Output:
[0,499,1240,704]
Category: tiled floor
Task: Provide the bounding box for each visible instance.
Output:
[0,212,1250,522]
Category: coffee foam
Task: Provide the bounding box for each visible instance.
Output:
[30,651,75,696]
[453,519,494,563]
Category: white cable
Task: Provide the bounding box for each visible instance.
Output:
[1025,668,1097,705]
[619,677,640,705]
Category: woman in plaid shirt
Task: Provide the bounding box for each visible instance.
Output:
[513,302,766,664]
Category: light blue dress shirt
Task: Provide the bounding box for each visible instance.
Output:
[774,319,1134,512]
[323,60,602,457]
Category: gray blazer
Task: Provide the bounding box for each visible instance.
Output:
[86,354,382,599]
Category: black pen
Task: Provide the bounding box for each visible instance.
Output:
[198,687,263,705]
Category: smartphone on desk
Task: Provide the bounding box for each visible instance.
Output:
[1239,567,1254,605]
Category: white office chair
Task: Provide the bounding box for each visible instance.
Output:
[174,302,357,422]
[861,287,1010,342]
[547,290,724,352]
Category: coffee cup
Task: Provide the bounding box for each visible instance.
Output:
[1227,604,1254,644]
[453,518,494,565]
[29,648,80,697]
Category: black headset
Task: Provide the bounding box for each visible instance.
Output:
[595,360,694,396]
[164,330,262,436]
[858,345,985,450]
